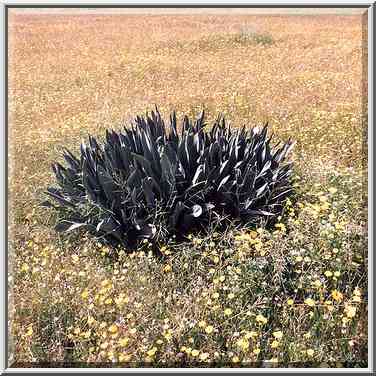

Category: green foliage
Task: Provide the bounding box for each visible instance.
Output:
[230,29,274,46]
[44,109,294,248]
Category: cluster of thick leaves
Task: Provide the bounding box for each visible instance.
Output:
[44,109,294,247]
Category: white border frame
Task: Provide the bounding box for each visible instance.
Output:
[1,1,373,374]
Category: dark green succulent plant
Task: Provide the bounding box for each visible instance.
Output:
[43,108,295,248]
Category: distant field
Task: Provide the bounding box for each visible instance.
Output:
[8,10,368,368]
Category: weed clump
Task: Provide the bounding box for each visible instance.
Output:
[230,25,274,46]
[44,109,294,248]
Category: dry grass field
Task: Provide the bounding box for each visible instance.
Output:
[8,10,368,368]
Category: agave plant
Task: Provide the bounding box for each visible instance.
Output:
[43,108,295,248]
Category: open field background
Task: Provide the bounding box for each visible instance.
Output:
[8,10,368,367]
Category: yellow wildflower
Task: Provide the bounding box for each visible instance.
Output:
[115,295,129,306]
[236,338,249,351]
[303,332,311,339]
[81,289,89,299]
[245,331,258,339]
[25,324,33,337]
[249,230,258,238]
[224,308,233,316]
[108,324,118,334]
[272,331,283,339]
[160,246,171,255]
[275,223,286,232]
[320,202,330,211]
[191,349,200,357]
[147,347,157,357]
[205,325,214,334]
[256,314,268,324]
[119,337,129,347]
[254,242,262,252]
[344,305,357,318]
[352,295,362,303]
[82,331,91,339]
[100,342,109,350]
[304,298,315,307]
[21,263,29,272]
[312,280,322,288]
[163,264,172,273]
[164,329,173,340]
[331,290,343,302]
[271,340,279,349]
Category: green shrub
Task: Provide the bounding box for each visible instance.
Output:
[43,109,294,248]
[230,30,274,46]
[229,24,274,46]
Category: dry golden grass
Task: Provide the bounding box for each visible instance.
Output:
[8,11,367,368]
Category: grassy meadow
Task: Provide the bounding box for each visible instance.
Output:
[8,10,368,367]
